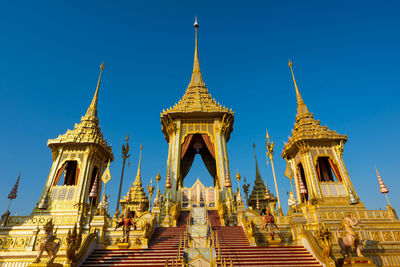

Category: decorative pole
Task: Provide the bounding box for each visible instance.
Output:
[375,166,390,206]
[116,134,130,212]
[265,130,282,214]
[1,175,21,226]
[242,176,250,205]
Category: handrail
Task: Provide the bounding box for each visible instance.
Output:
[301,229,335,267]
[72,232,98,267]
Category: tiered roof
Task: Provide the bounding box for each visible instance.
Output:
[47,63,113,160]
[282,60,347,159]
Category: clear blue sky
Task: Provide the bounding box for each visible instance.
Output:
[1,1,399,215]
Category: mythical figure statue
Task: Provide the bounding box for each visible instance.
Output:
[95,194,110,216]
[115,208,136,243]
[66,224,82,264]
[337,212,363,258]
[287,191,298,212]
[33,219,61,264]
[261,210,278,240]
[315,222,332,259]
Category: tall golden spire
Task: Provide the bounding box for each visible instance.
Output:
[288,60,309,116]
[253,143,263,183]
[189,17,204,86]
[85,62,105,119]
[134,144,143,186]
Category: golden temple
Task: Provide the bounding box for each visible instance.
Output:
[0,18,399,267]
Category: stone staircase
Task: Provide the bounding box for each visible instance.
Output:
[81,211,189,266]
[208,210,322,267]
[82,210,322,266]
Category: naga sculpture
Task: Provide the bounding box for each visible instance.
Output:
[66,224,82,264]
[315,222,332,259]
[33,219,61,264]
[337,212,363,258]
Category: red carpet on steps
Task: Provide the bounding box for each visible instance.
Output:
[81,210,322,266]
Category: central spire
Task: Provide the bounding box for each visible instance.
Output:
[134,144,143,186]
[288,60,309,116]
[85,62,104,120]
[253,143,263,183]
[189,17,204,86]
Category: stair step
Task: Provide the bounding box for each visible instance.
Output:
[82,211,322,267]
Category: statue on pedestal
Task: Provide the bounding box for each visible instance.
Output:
[337,212,363,258]
[261,210,278,240]
[115,208,136,243]
[33,219,61,264]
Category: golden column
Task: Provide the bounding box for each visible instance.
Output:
[266,130,282,214]
[116,134,130,212]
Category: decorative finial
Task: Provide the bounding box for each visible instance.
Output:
[375,166,390,206]
[38,191,49,210]
[125,133,129,143]
[288,59,309,116]
[8,175,21,200]
[155,171,161,183]
[84,62,105,120]
[225,170,232,188]
[298,174,307,195]
[375,166,389,194]
[165,173,172,189]
[348,184,359,205]
[265,184,271,200]
[189,16,204,86]
[134,145,143,185]
[89,173,99,199]
[235,170,241,182]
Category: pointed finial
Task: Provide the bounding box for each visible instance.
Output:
[253,143,263,182]
[189,17,204,86]
[348,184,359,205]
[288,59,309,116]
[8,174,21,200]
[134,145,143,185]
[266,129,270,141]
[155,171,161,183]
[375,166,389,194]
[265,183,271,200]
[235,169,241,182]
[298,173,307,194]
[225,170,232,188]
[89,173,99,199]
[165,173,172,189]
[85,62,105,119]
[125,133,129,143]
[38,191,49,210]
